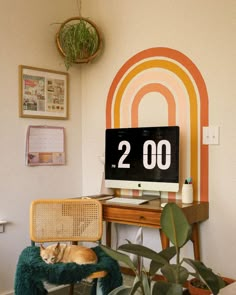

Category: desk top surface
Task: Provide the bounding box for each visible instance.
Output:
[101,195,206,209]
[98,195,209,225]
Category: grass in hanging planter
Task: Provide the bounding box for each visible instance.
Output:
[59,19,99,69]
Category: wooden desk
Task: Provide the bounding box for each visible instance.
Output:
[101,198,209,260]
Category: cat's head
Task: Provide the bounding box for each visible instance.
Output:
[40,242,61,264]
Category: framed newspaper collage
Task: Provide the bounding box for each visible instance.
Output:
[19,65,69,119]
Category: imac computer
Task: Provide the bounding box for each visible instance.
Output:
[105,126,179,196]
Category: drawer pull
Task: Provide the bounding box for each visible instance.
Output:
[139,216,145,220]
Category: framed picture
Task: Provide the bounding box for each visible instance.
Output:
[26,125,65,166]
[19,65,69,119]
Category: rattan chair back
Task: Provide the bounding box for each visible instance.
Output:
[30,199,103,243]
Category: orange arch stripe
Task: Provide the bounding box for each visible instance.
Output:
[106,48,208,201]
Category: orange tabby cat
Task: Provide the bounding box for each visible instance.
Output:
[40,242,97,265]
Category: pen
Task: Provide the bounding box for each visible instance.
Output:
[185,177,192,184]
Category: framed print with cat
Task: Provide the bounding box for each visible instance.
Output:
[19,65,69,119]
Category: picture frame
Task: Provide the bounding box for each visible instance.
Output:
[19,65,69,119]
[26,125,65,166]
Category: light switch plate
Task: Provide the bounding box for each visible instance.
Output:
[203,126,220,145]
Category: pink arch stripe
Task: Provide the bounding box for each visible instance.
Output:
[131,83,176,127]
[131,83,176,199]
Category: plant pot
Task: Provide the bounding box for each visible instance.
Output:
[56,16,102,69]
[188,277,235,295]
[188,278,212,295]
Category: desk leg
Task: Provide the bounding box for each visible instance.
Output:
[161,224,201,260]
[106,222,112,247]
[159,229,169,249]
[191,223,201,260]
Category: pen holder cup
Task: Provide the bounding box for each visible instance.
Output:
[182,184,193,204]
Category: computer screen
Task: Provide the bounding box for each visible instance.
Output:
[105,126,179,194]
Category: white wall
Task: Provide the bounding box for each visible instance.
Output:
[81,0,236,279]
[0,0,83,293]
[1,0,236,293]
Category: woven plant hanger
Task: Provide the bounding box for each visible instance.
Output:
[56,16,102,67]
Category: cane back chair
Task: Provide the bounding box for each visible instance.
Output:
[30,198,107,294]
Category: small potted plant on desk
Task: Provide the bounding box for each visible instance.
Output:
[101,203,227,295]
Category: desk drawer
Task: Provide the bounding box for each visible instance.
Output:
[103,206,161,227]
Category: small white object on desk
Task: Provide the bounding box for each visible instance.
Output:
[106,197,148,205]
[182,183,193,204]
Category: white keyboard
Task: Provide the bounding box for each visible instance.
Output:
[105,197,148,205]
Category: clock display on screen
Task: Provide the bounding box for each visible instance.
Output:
[105,126,179,193]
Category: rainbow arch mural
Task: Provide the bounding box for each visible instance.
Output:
[106,47,209,202]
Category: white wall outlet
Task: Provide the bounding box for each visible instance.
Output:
[203,126,220,145]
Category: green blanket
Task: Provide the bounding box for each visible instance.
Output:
[14,246,122,295]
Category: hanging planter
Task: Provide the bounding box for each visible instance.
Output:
[56,17,102,70]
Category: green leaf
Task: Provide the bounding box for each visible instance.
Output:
[152,281,183,295]
[129,274,151,295]
[160,203,192,248]
[108,285,132,295]
[118,243,168,265]
[141,271,151,295]
[100,245,136,273]
[149,246,176,275]
[158,246,177,261]
[184,258,225,295]
[161,264,189,284]
[130,280,143,295]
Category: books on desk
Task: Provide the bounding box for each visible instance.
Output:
[78,194,114,201]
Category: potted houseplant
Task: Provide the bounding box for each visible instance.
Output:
[188,276,235,295]
[56,17,102,70]
[101,203,226,295]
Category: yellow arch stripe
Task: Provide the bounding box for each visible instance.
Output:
[113,59,198,199]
